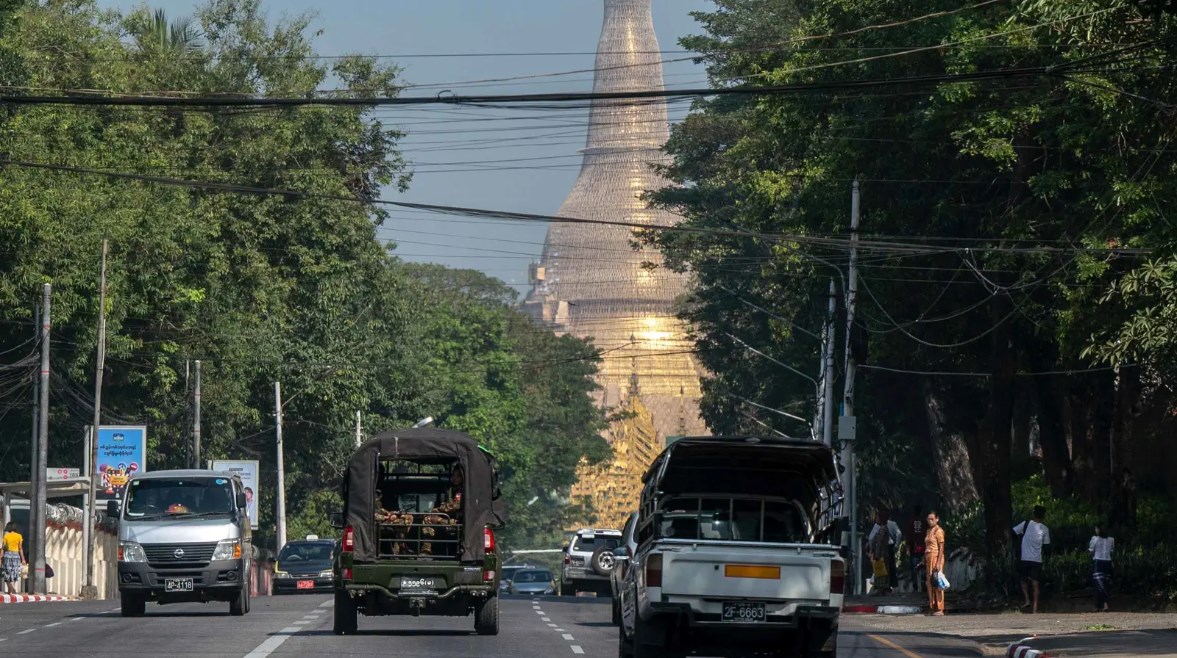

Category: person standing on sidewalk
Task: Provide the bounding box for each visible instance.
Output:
[924,510,946,616]
[2,522,27,595]
[1014,505,1051,614]
[906,504,927,593]
[1089,524,1114,611]
[868,509,901,594]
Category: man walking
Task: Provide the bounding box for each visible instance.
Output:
[924,510,946,616]
[906,504,926,593]
[867,509,901,594]
[1014,505,1051,614]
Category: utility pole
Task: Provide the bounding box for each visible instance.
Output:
[354,410,362,448]
[32,283,50,595]
[81,424,92,597]
[27,300,42,595]
[193,360,202,468]
[81,239,108,600]
[841,179,862,594]
[274,382,287,552]
[822,280,836,448]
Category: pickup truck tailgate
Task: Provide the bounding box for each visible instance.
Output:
[660,541,836,601]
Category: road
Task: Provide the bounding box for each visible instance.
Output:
[0,594,980,657]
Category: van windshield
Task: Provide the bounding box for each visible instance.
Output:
[125,477,236,519]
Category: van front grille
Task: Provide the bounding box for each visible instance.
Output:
[143,542,218,568]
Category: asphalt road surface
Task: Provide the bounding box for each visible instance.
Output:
[0,594,980,657]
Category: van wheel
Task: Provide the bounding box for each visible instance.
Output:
[475,596,500,635]
[333,590,358,635]
[229,584,249,616]
[120,592,145,617]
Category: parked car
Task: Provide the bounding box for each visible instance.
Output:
[561,527,622,596]
[617,436,846,658]
[610,512,638,624]
[273,536,336,594]
[508,568,556,596]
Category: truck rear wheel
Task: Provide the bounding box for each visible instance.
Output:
[120,592,145,617]
[333,590,358,635]
[632,615,669,658]
[474,596,500,635]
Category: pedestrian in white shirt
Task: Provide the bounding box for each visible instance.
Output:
[1013,505,1051,614]
[867,509,902,594]
[1089,525,1115,611]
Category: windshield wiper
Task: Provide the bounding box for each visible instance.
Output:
[131,510,234,521]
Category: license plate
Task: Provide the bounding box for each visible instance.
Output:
[398,576,444,591]
[296,580,315,590]
[721,601,766,623]
[164,578,194,593]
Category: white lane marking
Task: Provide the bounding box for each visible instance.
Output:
[108,607,120,612]
[532,605,541,609]
[292,620,311,626]
[17,629,35,635]
[0,638,7,642]
[554,627,566,632]
[243,626,303,658]
[318,599,334,608]
[70,617,85,622]
[541,617,551,622]
[571,646,584,655]
[302,615,320,620]
[547,623,558,628]
[535,610,545,615]
[45,622,62,628]
[562,634,575,641]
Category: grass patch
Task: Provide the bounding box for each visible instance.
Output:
[1083,624,1117,631]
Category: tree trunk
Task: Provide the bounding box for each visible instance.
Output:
[1011,380,1034,476]
[967,307,1017,570]
[923,382,980,515]
[1109,365,1139,529]
[1034,374,1073,496]
[1088,373,1115,505]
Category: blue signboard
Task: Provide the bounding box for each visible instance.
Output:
[96,425,147,501]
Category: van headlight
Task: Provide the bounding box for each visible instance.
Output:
[119,541,147,563]
[212,539,242,561]
[319,570,333,578]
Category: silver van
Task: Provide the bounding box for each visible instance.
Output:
[109,469,252,617]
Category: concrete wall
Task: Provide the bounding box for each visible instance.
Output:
[44,517,118,599]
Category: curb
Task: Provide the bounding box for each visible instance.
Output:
[0,594,69,604]
[843,604,924,615]
[1007,638,1053,658]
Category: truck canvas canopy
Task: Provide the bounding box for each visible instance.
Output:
[345,428,504,563]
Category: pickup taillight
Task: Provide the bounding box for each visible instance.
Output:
[342,526,354,553]
[830,558,846,595]
[484,527,496,552]
[646,553,663,588]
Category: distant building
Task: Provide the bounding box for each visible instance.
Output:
[523,0,706,456]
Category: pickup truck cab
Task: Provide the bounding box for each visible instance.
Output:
[618,437,845,658]
[333,428,505,636]
[111,469,252,617]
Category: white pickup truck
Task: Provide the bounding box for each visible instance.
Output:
[617,437,845,658]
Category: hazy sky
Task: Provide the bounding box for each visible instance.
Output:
[96,0,714,293]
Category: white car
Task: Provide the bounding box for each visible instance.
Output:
[561,527,622,596]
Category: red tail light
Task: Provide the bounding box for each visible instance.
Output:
[483,527,496,552]
[830,559,846,595]
[342,567,353,580]
[646,553,663,588]
[342,526,355,553]
[483,570,495,582]
[564,552,570,565]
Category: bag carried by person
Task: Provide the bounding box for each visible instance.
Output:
[872,557,888,578]
[933,570,951,590]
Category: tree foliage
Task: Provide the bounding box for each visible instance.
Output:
[0,0,606,552]
[649,0,1177,562]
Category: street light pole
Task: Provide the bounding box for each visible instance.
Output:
[32,283,51,595]
[82,238,108,600]
[274,381,286,552]
[841,179,862,594]
[193,360,201,468]
[822,280,836,448]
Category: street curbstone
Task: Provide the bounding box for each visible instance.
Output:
[844,604,924,615]
[1007,637,1053,658]
[0,594,69,604]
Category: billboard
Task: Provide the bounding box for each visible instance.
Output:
[96,426,147,501]
[210,459,259,529]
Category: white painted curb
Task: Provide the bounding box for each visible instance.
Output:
[1007,636,1052,658]
[877,605,923,615]
[0,594,69,603]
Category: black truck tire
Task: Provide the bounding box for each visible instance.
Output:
[229,583,249,616]
[632,615,669,658]
[618,621,635,658]
[120,592,145,617]
[475,595,500,635]
[591,547,616,576]
[333,590,358,635]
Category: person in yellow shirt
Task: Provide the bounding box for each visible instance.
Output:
[3,522,28,595]
[924,511,946,616]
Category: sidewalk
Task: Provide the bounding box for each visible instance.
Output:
[848,608,1177,656]
[1007,629,1177,657]
[844,590,968,615]
[1,594,70,603]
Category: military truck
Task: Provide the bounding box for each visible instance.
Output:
[332,428,505,635]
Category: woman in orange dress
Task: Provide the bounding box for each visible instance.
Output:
[924,511,946,615]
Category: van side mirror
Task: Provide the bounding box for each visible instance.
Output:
[330,512,345,530]
[236,492,248,509]
[106,500,119,517]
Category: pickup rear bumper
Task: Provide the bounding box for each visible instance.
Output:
[649,600,838,627]
[645,601,838,653]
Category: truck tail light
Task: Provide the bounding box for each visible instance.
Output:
[342,526,355,553]
[830,559,846,595]
[483,569,495,582]
[646,553,663,588]
[342,567,352,581]
[484,527,496,552]
[564,552,570,565]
